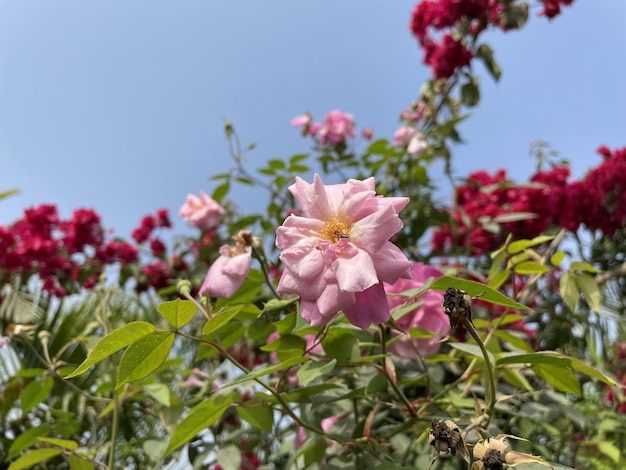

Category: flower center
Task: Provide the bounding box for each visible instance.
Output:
[320,219,351,243]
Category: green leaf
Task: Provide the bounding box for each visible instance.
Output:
[322,328,360,364]
[38,437,78,450]
[502,1,529,29]
[8,448,64,470]
[297,359,337,386]
[65,321,156,378]
[533,363,580,396]
[292,438,327,468]
[501,368,533,392]
[273,311,297,334]
[228,356,308,387]
[476,43,501,81]
[550,251,565,266]
[268,158,286,170]
[513,261,551,275]
[577,272,602,313]
[116,331,175,390]
[431,276,532,311]
[507,235,554,255]
[262,298,298,315]
[20,376,54,413]
[461,78,480,107]
[260,334,304,352]
[212,181,231,202]
[487,268,510,290]
[559,272,579,312]
[493,330,533,353]
[568,357,616,386]
[143,383,171,407]
[202,306,243,336]
[217,445,242,470]
[597,440,620,463]
[497,352,616,385]
[0,188,19,200]
[164,393,237,456]
[407,327,437,339]
[237,404,274,432]
[497,352,570,368]
[449,343,495,364]
[68,454,96,470]
[570,261,599,273]
[7,425,51,460]
[157,299,197,329]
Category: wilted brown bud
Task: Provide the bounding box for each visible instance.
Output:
[482,448,506,470]
[429,419,470,463]
[442,287,479,334]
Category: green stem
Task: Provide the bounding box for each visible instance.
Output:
[461,317,497,421]
[251,244,280,299]
[379,325,418,419]
[108,391,120,470]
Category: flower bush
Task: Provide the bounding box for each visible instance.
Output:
[1,1,625,469]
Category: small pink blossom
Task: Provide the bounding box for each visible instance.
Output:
[276,174,412,329]
[385,262,449,357]
[200,230,253,298]
[317,110,356,145]
[392,126,427,156]
[392,126,416,146]
[291,114,311,127]
[179,191,224,233]
[407,132,427,156]
[184,376,208,389]
[361,128,374,141]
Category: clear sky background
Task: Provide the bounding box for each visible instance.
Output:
[1,1,625,240]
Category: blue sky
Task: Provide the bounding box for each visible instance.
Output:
[1,1,625,240]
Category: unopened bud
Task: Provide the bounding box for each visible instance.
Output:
[177,279,192,297]
[224,119,234,137]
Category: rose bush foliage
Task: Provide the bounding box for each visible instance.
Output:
[1,2,626,470]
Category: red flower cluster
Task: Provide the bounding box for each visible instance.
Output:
[540,0,575,19]
[409,0,575,79]
[0,205,184,297]
[409,0,506,78]
[432,146,626,255]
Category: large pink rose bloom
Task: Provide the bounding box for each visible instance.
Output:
[275,174,412,329]
[179,191,224,232]
[385,262,449,357]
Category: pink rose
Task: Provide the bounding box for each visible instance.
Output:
[317,110,356,145]
[179,191,224,232]
[392,126,427,156]
[200,230,253,298]
[276,174,412,329]
[392,126,417,147]
[385,262,449,357]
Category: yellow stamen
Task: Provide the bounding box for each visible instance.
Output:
[320,219,351,242]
